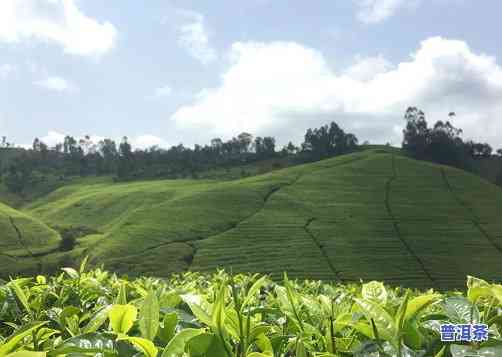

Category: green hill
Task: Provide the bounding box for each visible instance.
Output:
[3,149,502,289]
[0,200,61,274]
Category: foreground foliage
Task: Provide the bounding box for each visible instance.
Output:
[1,261,502,356]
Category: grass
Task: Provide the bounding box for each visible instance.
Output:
[0,174,113,208]
[1,147,501,289]
[0,200,61,276]
[196,156,295,180]
[0,201,59,252]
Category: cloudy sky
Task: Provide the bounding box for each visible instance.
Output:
[1,0,501,149]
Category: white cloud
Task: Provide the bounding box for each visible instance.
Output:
[132,135,170,150]
[34,76,77,92]
[37,131,169,150]
[154,85,173,97]
[40,130,66,147]
[0,0,117,57]
[343,55,393,81]
[355,0,413,23]
[0,64,16,78]
[176,10,217,65]
[172,37,502,147]
[38,131,105,147]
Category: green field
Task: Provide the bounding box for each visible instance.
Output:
[2,148,502,289]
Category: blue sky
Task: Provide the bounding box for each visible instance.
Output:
[1,0,501,149]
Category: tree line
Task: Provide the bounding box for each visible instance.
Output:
[0,122,359,193]
[402,107,499,168]
[2,108,501,195]
[402,107,502,187]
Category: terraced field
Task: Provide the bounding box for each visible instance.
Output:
[1,148,501,289]
[0,200,60,275]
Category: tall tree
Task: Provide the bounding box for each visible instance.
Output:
[402,107,493,169]
[237,132,253,154]
[4,153,34,193]
[302,121,358,160]
[282,141,298,155]
[0,136,11,148]
[427,120,465,166]
[98,139,118,174]
[402,107,429,159]
[117,137,134,179]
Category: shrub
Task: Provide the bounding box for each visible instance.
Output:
[54,225,98,252]
[496,170,502,187]
[59,234,77,251]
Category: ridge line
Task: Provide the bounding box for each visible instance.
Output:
[304,218,343,282]
[385,154,437,287]
[440,168,502,254]
[8,216,43,273]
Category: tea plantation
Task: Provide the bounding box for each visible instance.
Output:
[2,266,502,356]
[1,149,502,289]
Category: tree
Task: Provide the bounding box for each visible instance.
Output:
[117,137,134,179]
[496,170,502,187]
[210,138,223,156]
[282,142,298,155]
[262,137,276,157]
[4,154,34,193]
[426,120,465,166]
[0,130,292,183]
[63,136,77,155]
[0,136,11,148]
[465,141,493,158]
[98,139,118,174]
[343,133,359,151]
[77,136,96,176]
[497,149,502,156]
[59,233,77,251]
[302,121,358,160]
[61,135,84,175]
[402,107,429,159]
[402,107,494,169]
[237,132,253,154]
[32,138,41,151]
[254,137,276,159]
[253,137,263,155]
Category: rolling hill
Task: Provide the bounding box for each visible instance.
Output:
[2,148,502,289]
[0,200,61,275]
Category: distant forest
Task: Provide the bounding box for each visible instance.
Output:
[1,107,501,194]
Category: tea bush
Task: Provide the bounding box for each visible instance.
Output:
[1,259,501,356]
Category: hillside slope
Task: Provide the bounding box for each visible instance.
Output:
[12,149,502,288]
[0,201,61,274]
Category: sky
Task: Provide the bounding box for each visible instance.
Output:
[1,0,502,150]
